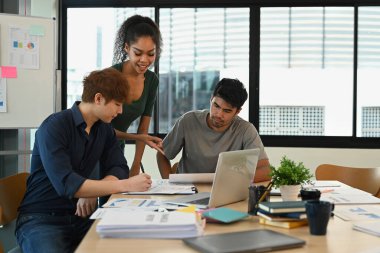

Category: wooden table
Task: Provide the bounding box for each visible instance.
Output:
[75,184,380,253]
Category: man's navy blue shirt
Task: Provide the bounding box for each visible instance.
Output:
[19,102,129,214]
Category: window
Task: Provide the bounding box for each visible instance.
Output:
[158,8,249,132]
[62,1,380,148]
[357,7,380,137]
[260,7,354,136]
[260,106,324,135]
[362,107,380,137]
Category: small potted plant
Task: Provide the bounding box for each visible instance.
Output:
[269,156,313,201]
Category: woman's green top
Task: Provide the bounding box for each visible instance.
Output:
[111,63,159,132]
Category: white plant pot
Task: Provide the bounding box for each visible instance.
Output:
[280,185,301,201]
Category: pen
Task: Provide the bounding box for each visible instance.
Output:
[140,162,145,173]
[256,181,273,207]
[320,189,334,193]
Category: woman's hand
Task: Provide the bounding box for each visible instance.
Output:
[139,134,164,155]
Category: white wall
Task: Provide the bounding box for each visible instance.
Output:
[125,145,380,179]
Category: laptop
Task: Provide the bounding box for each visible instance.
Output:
[183,229,306,253]
[166,148,260,209]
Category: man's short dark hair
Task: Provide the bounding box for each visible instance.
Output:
[212,78,248,109]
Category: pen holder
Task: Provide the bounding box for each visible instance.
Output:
[248,185,270,215]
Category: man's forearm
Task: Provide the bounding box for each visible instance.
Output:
[254,159,271,182]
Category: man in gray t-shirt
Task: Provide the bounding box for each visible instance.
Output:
[156,78,271,182]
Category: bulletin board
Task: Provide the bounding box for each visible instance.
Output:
[0,13,56,128]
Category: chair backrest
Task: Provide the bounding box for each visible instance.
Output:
[315,164,380,195]
[0,172,29,226]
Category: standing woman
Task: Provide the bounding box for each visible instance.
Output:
[111,15,163,176]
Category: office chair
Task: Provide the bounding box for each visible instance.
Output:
[315,164,380,196]
[0,172,29,253]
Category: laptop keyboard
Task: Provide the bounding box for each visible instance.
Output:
[187,197,210,205]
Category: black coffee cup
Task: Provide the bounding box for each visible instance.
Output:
[305,200,332,235]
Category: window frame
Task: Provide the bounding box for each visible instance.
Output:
[60,0,380,149]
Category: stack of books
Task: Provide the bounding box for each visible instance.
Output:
[96,209,203,239]
[257,201,308,229]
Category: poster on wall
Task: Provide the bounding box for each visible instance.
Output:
[0,77,7,112]
[8,26,40,69]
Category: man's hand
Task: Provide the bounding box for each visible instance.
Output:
[75,197,97,218]
[124,173,152,192]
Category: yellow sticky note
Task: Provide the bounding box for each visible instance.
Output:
[176,205,197,213]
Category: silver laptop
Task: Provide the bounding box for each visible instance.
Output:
[167,148,260,209]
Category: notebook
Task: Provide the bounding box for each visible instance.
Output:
[166,148,260,209]
[201,207,249,223]
[258,201,306,214]
[183,229,306,253]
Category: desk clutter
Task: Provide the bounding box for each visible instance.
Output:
[258,180,380,235]
[93,180,380,241]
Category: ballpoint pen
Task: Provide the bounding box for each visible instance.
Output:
[140,162,145,173]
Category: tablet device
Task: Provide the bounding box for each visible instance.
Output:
[183,229,305,253]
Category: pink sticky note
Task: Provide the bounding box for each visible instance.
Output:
[1,66,17,78]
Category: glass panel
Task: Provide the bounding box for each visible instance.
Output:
[158,8,250,132]
[357,7,380,137]
[66,7,154,133]
[260,7,354,136]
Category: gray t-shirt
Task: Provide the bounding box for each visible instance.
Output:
[163,110,268,173]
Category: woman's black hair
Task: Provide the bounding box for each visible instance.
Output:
[113,15,163,64]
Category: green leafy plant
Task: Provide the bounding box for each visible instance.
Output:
[269,156,313,188]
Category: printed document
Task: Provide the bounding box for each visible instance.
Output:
[334,206,380,221]
[124,179,196,195]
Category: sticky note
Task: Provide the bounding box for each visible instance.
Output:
[176,205,197,213]
[1,66,17,78]
[29,25,45,36]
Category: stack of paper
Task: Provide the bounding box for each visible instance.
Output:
[353,220,380,237]
[96,209,203,239]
